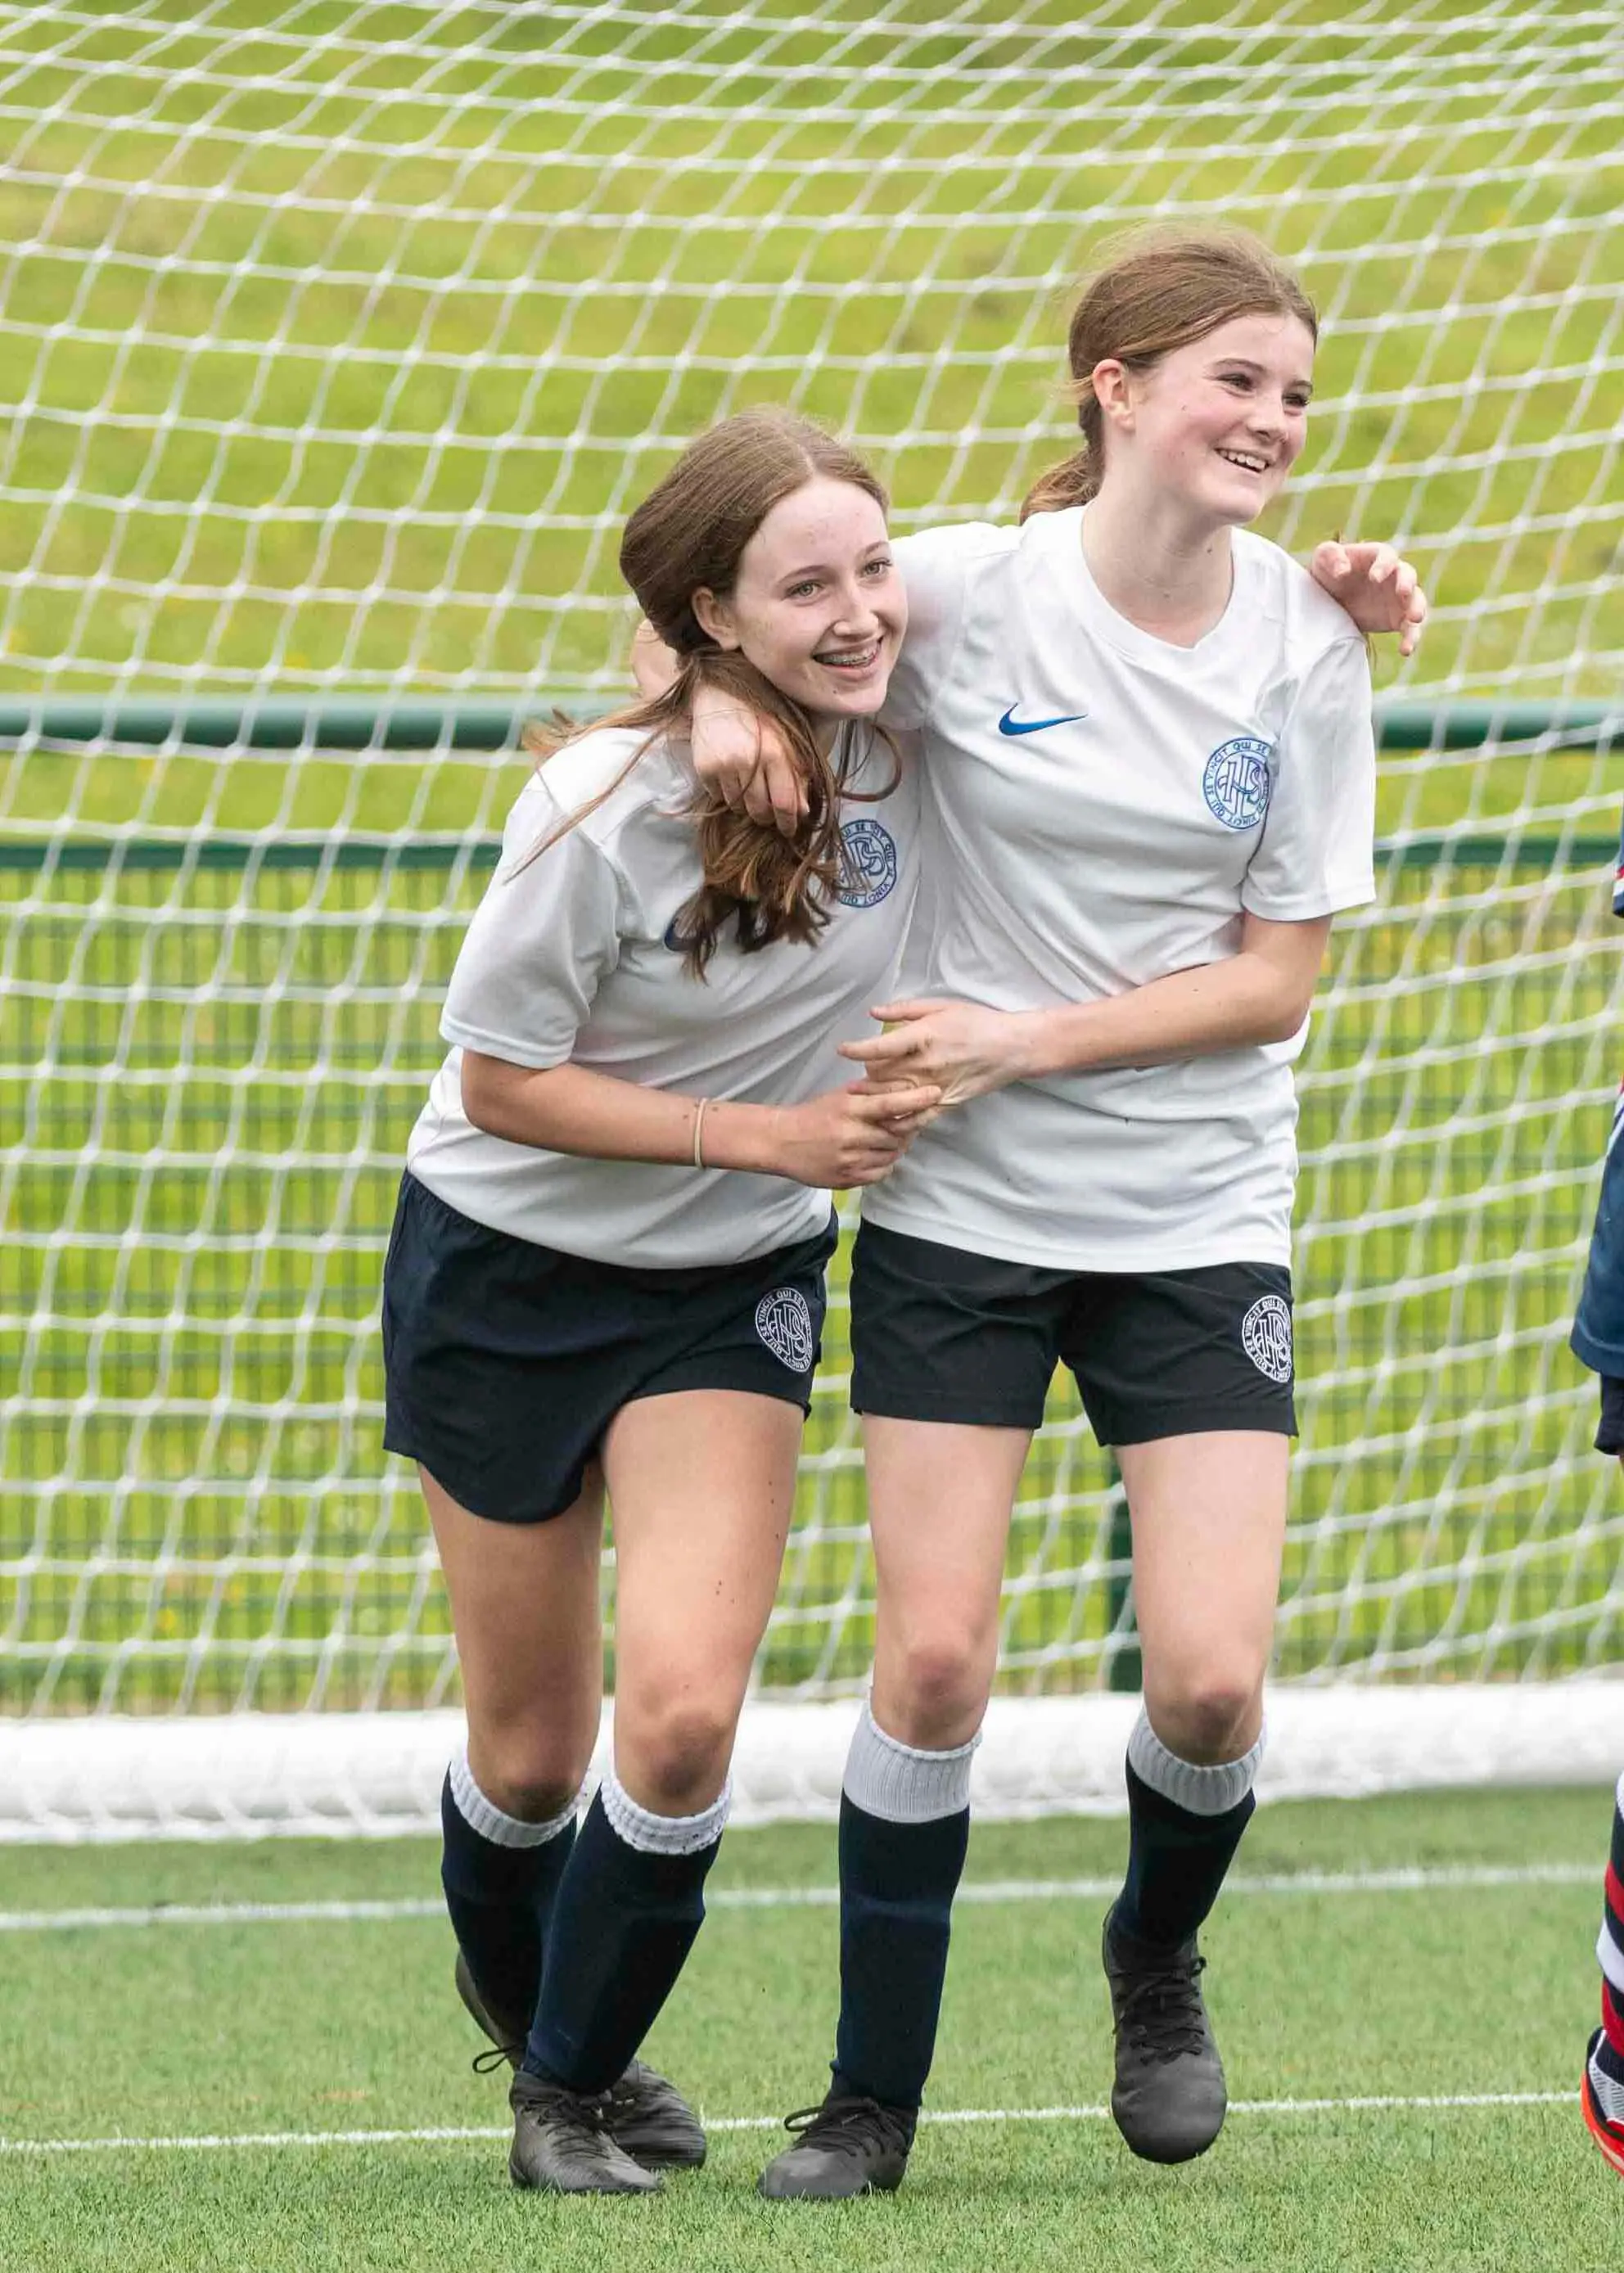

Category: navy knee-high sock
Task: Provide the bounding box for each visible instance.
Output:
[525,1777,728,2094]
[440,1761,576,2037]
[1112,1714,1265,1951]
[831,1702,979,2113]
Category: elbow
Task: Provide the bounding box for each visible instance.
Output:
[1262,990,1315,1044]
[460,1052,508,1137]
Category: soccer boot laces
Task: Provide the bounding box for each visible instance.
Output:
[756,2090,917,2199]
[454,1951,706,2167]
[508,2069,660,2195]
[1582,2028,1624,2176]
[1102,1907,1227,2164]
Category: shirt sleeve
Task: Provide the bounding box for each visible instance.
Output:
[1613,804,1624,918]
[439,776,628,1068]
[1243,634,1378,921]
[881,524,990,733]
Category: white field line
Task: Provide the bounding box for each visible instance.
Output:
[0,1860,1598,1934]
[0,2091,1574,2158]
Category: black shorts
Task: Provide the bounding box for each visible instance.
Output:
[381,1173,838,1525]
[849,1221,1296,1445]
[1597,1376,1624,1455]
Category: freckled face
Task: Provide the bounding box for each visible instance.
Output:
[1109,312,1316,526]
[692,477,907,729]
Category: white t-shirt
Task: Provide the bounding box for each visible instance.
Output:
[864,507,1377,1272]
[406,722,918,1268]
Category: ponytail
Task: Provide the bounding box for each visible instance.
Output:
[1022,228,1317,524]
[1020,444,1099,522]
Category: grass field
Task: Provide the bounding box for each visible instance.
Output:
[3,1787,1620,2272]
[0,0,1620,701]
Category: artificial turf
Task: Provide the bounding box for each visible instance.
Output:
[4,1787,1618,2272]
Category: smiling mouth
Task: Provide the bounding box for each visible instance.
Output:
[814,642,882,671]
[1216,449,1270,474]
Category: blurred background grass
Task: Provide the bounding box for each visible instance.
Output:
[0,0,1619,699]
[1,0,1621,1716]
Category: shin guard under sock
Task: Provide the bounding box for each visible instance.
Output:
[524,1775,729,2093]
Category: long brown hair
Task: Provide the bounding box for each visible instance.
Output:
[514,409,895,976]
[1022,229,1319,521]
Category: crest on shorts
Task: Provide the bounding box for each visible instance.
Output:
[756,1287,815,1371]
[836,819,898,908]
[1202,737,1273,832]
[1240,1294,1293,1383]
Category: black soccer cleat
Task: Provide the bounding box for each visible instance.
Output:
[602,2059,709,2171]
[1102,1907,1228,2163]
[756,2090,917,2199]
[508,2069,661,2194]
[454,1951,706,2167]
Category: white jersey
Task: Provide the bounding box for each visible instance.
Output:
[866,507,1377,1272]
[408,723,918,1268]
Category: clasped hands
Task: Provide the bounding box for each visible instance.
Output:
[847,998,1039,1118]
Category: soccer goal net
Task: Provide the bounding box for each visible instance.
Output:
[2,0,1622,1838]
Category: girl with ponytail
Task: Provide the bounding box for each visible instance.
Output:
[668,229,1423,2200]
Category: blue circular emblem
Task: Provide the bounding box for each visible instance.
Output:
[1202,737,1273,832]
[836,819,898,909]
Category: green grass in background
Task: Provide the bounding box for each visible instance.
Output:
[2,776,1621,1712]
[0,0,1619,697]
[1,0,1621,1711]
[0,1790,1617,2273]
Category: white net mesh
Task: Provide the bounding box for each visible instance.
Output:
[2,0,1622,1827]
[1,0,1620,702]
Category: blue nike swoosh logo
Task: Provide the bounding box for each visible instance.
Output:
[998,705,1087,737]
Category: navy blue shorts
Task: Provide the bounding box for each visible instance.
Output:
[849,1221,1296,1445]
[1597,1375,1624,1455]
[381,1173,838,1524]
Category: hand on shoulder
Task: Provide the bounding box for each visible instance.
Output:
[1309,539,1428,657]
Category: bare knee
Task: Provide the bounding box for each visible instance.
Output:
[876,1622,996,1749]
[466,1725,590,1824]
[616,1689,738,1817]
[1147,1668,1262,1766]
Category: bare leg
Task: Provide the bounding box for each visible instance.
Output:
[1103,1431,1291,2167]
[526,1390,804,2094]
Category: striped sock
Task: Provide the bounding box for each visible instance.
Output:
[1593,1770,1624,2095]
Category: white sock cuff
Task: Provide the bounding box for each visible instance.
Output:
[1127,1711,1265,1819]
[1599,1921,1624,1995]
[1615,1768,1624,1817]
[841,1699,981,1824]
[600,1766,732,1857]
[448,1748,579,1851]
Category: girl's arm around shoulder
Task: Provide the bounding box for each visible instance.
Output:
[676,521,1013,832]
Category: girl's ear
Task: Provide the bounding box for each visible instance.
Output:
[692,588,742,650]
[1092,359,1135,432]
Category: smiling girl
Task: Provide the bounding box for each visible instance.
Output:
[382,409,936,2194]
[678,231,1403,2198]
